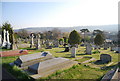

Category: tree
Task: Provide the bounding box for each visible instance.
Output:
[94,33,104,47]
[68,30,81,46]
[2,22,13,44]
[80,29,89,43]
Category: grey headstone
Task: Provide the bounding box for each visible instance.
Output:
[86,43,92,55]
[71,47,76,58]
[100,54,112,63]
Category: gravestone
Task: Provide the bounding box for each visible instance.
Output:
[64,47,69,52]
[36,34,41,49]
[100,54,112,63]
[12,33,18,50]
[6,31,11,49]
[28,57,78,74]
[86,43,92,55]
[115,47,120,53]
[30,33,35,48]
[71,47,76,58]
[104,43,108,50]
[54,40,59,47]
[2,29,7,47]
[0,35,2,46]
[14,51,53,68]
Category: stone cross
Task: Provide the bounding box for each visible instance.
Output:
[30,33,34,48]
[2,29,7,47]
[36,34,41,49]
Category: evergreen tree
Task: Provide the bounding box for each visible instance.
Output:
[68,30,81,46]
[94,33,104,46]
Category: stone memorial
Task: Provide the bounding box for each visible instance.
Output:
[36,34,41,49]
[86,43,92,55]
[54,40,59,47]
[71,47,76,58]
[2,29,7,47]
[6,31,11,49]
[12,33,18,50]
[28,57,78,75]
[14,51,53,69]
[100,54,112,63]
[30,33,35,48]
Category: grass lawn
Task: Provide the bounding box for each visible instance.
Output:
[2,46,119,80]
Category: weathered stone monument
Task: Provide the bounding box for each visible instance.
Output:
[14,51,53,69]
[71,47,76,58]
[86,43,92,55]
[2,29,7,47]
[100,54,112,63]
[104,43,108,50]
[6,31,11,49]
[12,33,18,50]
[30,33,35,48]
[36,34,41,49]
[54,40,59,47]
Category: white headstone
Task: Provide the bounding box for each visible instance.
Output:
[6,31,11,49]
[71,47,76,58]
[2,29,7,47]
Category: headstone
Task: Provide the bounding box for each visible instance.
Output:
[46,40,50,48]
[100,54,112,63]
[54,40,59,47]
[86,43,92,55]
[36,34,41,49]
[12,34,18,50]
[2,29,7,47]
[0,35,2,46]
[30,33,34,48]
[6,31,11,49]
[114,47,120,53]
[104,43,108,50]
[71,47,76,58]
[14,51,53,68]
[64,47,69,52]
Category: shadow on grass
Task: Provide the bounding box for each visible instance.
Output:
[102,64,117,70]
[76,53,86,56]
[93,60,109,65]
[2,63,35,81]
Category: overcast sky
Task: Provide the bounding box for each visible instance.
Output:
[1,0,119,29]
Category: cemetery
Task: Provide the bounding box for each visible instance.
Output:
[1,23,119,81]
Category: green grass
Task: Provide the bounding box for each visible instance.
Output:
[74,57,91,63]
[40,65,107,80]
[2,46,119,80]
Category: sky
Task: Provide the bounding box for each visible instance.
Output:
[1,0,120,29]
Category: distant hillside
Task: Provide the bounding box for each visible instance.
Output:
[14,24,118,33]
